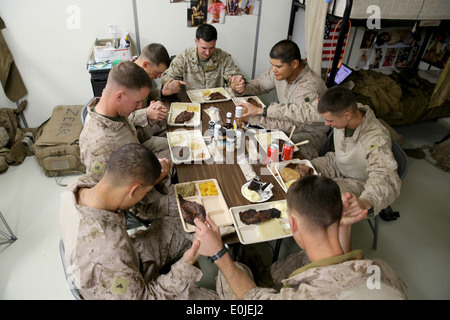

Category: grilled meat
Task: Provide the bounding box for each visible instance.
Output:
[239,208,281,225]
[208,92,227,100]
[178,194,206,225]
[247,97,261,108]
[175,110,195,124]
[172,146,190,160]
[285,163,314,177]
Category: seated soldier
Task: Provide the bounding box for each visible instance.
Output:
[231,39,329,159]
[161,24,243,96]
[132,43,172,155]
[80,61,176,220]
[60,143,218,300]
[194,175,407,300]
[310,86,401,217]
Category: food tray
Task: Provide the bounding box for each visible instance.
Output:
[167,130,211,164]
[168,102,201,127]
[232,96,267,109]
[229,200,291,245]
[267,158,318,192]
[187,87,231,104]
[254,130,299,153]
[175,179,231,233]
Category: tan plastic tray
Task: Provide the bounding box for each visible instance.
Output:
[167,130,211,164]
[168,102,201,127]
[175,178,231,233]
[187,87,231,104]
[267,158,318,192]
[229,200,291,245]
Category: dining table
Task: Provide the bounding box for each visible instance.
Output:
[163,91,296,261]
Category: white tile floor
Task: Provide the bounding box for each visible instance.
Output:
[1,120,449,300]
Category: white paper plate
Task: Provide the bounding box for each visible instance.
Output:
[241,181,273,203]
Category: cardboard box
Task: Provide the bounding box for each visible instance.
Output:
[87,38,137,65]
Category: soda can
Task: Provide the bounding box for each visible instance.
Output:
[208,120,215,137]
[266,143,279,164]
[282,141,294,161]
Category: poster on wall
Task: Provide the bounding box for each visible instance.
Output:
[241,0,259,15]
[422,31,449,69]
[187,0,207,27]
[356,28,422,70]
[226,0,241,16]
[207,0,226,24]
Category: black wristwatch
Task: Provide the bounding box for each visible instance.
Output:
[262,106,268,117]
[208,244,229,263]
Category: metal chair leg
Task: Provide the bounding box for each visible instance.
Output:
[272,239,283,263]
[367,214,379,251]
[0,211,18,245]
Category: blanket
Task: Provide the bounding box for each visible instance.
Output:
[347,69,450,125]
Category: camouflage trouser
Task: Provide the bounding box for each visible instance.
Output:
[310,152,365,197]
[130,217,219,300]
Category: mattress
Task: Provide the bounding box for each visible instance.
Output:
[328,0,450,20]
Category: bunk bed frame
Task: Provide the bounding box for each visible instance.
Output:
[289,0,449,86]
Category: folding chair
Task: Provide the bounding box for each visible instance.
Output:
[59,240,82,300]
[319,129,409,250]
[0,211,17,245]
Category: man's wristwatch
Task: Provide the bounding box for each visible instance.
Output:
[262,106,268,117]
[208,244,229,263]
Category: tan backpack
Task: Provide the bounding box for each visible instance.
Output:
[33,105,86,177]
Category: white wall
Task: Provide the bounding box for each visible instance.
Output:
[0,0,292,128]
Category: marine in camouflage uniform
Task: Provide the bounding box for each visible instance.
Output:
[311,104,401,216]
[60,176,219,300]
[79,98,177,220]
[161,46,242,92]
[241,61,329,159]
[216,250,407,300]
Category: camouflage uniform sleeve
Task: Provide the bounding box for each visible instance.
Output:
[265,98,324,123]
[359,137,401,215]
[220,51,243,81]
[161,51,187,86]
[241,67,276,96]
[128,109,149,128]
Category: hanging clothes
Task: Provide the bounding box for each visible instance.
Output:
[0,17,27,102]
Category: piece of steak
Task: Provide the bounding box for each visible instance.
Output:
[247,97,261,108]
[239,208,281,225]
[208,92,227,100]
[285,163,314,177]
[175,110,195,124]
[178,194,206,225]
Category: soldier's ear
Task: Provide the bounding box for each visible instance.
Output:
[116,90,125,102]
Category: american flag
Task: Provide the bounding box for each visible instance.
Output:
[322,20,347,61]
